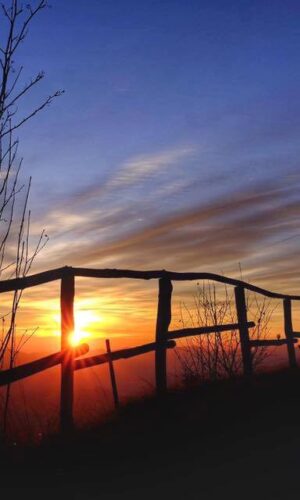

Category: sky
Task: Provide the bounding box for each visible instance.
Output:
[2,0,300,346]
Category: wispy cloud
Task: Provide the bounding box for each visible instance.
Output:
[30,168,300,298]
[66,146,196,206]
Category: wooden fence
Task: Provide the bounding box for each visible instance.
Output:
[1,265,300,433]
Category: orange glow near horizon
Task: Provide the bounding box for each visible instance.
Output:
[3,281,291,352]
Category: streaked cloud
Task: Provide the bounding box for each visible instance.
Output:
[65,146,196,206]
[30,166,300,295]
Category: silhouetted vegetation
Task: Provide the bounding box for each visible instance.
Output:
[175,281,276,384]
[0,0,62,436]
[2,368,300,499]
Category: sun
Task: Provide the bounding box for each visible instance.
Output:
[52,305,104,346]
[68,309,98,347]
[69,329,89,347]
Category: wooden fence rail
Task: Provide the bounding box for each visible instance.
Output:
[1,265,300,434]
[74,340,176,371]
[1,266,300,300]
[0,344,89,386]
[168,322,255,340]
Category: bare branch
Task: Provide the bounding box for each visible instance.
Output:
[1,90,64,137]
[0,0,62,433]
[4,70,44,110]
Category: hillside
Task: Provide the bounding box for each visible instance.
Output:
[2,368,300,499]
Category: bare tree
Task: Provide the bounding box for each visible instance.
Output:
[175,282,277,386]
[0,0,63,435]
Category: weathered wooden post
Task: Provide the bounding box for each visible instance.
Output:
[105,338,120,410]
[234,286,252,377]
[60,267,75,434]
[283,298,297,369]
[155,276,173,396]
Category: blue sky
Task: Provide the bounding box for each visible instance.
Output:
[7,0,300,293]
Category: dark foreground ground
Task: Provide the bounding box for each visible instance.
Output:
[1,369,300,499]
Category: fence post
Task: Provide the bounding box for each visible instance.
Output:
[234,286,252,377]
[155,276,173,396]
[105,339,120,410]
[60,268,75,434]
[283,298,297,369]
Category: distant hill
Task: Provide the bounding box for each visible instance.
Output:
[2,368,300,499]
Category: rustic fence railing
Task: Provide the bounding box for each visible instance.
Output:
[1,266,300,433]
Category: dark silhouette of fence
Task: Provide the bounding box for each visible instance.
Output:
[0,265,299,433]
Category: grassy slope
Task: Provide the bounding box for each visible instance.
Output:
[2,369,300,499]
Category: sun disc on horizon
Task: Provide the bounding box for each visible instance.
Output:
[68,329,90,347]
[53,307,103,345]
[68,309,100,346]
